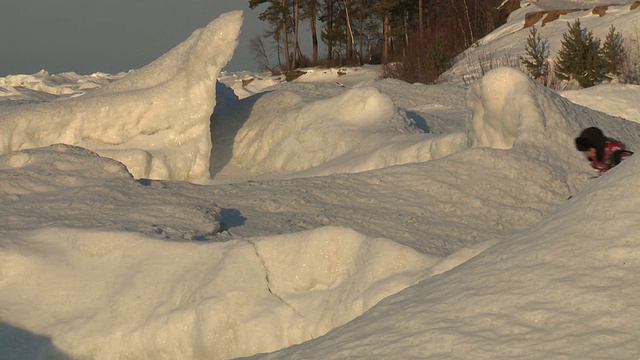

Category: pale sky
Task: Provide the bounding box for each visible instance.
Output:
[0,0,266,76]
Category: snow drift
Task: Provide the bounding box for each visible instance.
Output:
[236,69,640,359]
[466,67,640,166]
[4,0,640,356]
[248,148,640,360]
[3,64,640,359]
[0,11,243,181]
[3,3,640,357]
[0,144,221,238]
[223,81,468,179]
[0,223,434,359]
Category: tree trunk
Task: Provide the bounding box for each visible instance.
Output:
[344,0,353,61]
[419,0,424,41]
[404,10,409,57]
[383,14,389,63]
[309,1,319,63]
[293,0,300,68]
[282,0,291,70]
[367,14,372,62]
[327,0,333,61]
[462,0,475,45]
[359,11,364,62]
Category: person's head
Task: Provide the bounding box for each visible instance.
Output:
[575,127,605,162]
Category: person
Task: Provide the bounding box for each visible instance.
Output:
[575,126,633,174]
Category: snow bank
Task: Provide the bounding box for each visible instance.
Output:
[0,225,434,359]
[228,84,467,178]
[249,154,640,360]
[467,67,640,157]
[561,83,640,124]
[241,69,640,360]
[0,144,221,238]
[0,11,243,181]
[225,66,640,181]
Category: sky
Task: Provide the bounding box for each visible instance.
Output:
[2,1,640,359]
[0,0,265,76]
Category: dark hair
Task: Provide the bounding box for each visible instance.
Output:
[575,127,606,161]
[575,137,594,152]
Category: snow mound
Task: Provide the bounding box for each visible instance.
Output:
[467,67,640,154]
[0,226,434,359]
[232,86,407,174]
[0,11,243,181]
[249,154,640,359]
[467,67,539,149]
[0,144,220,239]
[230,85,467,178]
[0,143,132,195]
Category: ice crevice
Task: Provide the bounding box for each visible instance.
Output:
[247,237,305,318]
[229,226,440,355]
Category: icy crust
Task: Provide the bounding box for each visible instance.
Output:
[0,11,243,181]
[0,226,434,359]
[0,144,221,239]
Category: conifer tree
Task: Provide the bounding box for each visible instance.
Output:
[250,0,292,71]
[554,19,603,88]
[601,24,625,80]
[520,26,549,82]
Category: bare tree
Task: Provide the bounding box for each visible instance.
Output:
[344,0,359,63]
[249,0,292,70]
[249,35,274,71]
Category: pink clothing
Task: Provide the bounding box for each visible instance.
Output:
[590,139,631,173]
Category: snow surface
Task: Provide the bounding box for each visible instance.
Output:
[0,11,242,182]
[2,2,640,359]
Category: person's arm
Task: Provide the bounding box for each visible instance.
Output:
[611,149,633,166]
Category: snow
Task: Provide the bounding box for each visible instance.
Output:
[0,11,243,182]
[444,0,640,84]
[561,83,640,123]
[2,3,640,359]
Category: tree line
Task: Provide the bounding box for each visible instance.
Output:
[249,0,515,83]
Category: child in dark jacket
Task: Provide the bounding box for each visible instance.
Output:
[575,127,633,174]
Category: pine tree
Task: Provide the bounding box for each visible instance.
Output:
[250,0,292,71]
[601,24,625,81]
[578,31,603,87]
[554,19,603,88]
[520,26,550,82]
